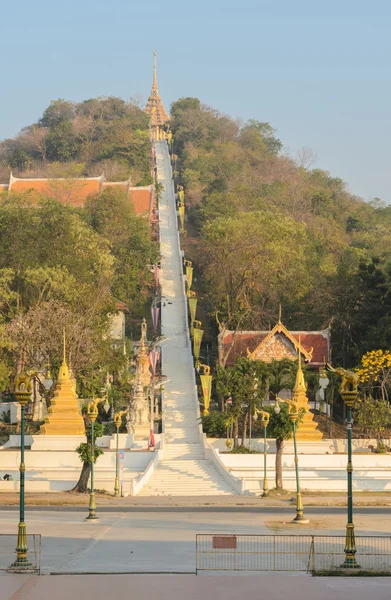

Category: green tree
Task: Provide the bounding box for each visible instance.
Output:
[73,421,104,493]
[263,404,304,490]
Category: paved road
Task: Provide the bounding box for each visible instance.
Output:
[0,505,391,514]
[1,574,391,600]
[0,508,389,575]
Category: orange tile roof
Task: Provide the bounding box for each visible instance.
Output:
[7,176,155,216]
[129,187,153,215]
[10,176,102,206]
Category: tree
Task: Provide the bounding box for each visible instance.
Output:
[264,404,304,490]
[202,210,313,335]
[73,421,104,493]
[215,358,268,448]
[267,359,297,399]
[357,350,391,403]
[354,396,391,448]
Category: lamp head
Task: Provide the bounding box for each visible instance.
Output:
[14,373,33,406]
[87,400,99,423]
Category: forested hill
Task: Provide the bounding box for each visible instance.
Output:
[170,98,391,367]
[0,97,152,185]
[0,97,157,399]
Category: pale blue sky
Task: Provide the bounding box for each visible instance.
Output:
[1,0,389,201]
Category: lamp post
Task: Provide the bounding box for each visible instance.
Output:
[113,412,121,497]
[86,400,99,521]
[254,409,270,498]
[9,373,33,571]
[328,367,360,568]
[275,398,309,524]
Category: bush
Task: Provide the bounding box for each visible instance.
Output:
[231,445,260,454]
[200,411,228,437]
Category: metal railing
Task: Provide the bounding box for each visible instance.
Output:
[196,534,391,574]
[0,534,41,574]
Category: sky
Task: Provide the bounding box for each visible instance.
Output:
[0,0,390,202]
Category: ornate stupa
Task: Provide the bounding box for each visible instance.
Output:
[39,334,85,435]
[129,319,151,439]
[138,318,152,387]
[293,341,323,441]
[145,52,169,140]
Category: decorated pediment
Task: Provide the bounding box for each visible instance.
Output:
[247,322,313,363]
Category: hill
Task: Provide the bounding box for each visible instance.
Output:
[170,97,391,366]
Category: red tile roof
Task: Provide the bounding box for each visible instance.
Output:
[7,175,155,216]
[220,328,330,368]
[10,176,102,206]
[129,187,153,214]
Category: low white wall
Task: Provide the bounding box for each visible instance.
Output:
[218,452,391,493]
[0,448,153,494]
[207,438,386,454]
[130,435,164,496]
[203,436,244,494]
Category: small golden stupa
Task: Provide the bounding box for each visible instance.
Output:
[293,340,323,441]
[39,333,85,435]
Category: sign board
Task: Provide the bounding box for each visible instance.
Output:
[212,535,237,549]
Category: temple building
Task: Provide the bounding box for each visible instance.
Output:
[218,317,330,370]
[144,52,169,140]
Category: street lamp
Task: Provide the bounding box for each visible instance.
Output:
[254,409,270,498]
[327,367,361,568]
[276,398,309,524]
[86,400,99,521]
[8,373,33,571]
[113,412,122,497]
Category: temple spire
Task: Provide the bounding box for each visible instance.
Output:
[145,52,169,140]
[153,51,157,88]
[294,335,307,393]
[63,328,66,364]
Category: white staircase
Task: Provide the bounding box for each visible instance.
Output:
[138,141,235,496]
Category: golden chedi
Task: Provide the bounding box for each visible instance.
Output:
[39,340,85,436]
[293,343,323,441]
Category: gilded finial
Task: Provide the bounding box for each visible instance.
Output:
[153,51,157,85]
[63,328,66,364]
[278,304,282,323]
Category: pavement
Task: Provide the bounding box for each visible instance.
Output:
[0,507,390,576]
[1,574,391,600]
[1,491,391,506]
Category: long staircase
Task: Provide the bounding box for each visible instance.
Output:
[138,141,235,496]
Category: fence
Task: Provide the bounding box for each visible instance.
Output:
[0,534,41,574]
[196,534,391,574]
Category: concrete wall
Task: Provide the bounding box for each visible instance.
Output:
[218,452,391,493]
[207,438,386,454]
[0,448,153,494]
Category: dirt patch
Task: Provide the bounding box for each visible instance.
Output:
[265,519,331,532]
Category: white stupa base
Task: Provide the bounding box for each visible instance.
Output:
[31,435,86,451]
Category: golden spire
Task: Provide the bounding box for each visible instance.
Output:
[63,328,66,363]
[294,335,307,394]
[153,51,157,90]
[39,329,84,435]
[278,304,282,324]
[145,52,169,128]
[59,328,70,383]
[291,335,323,440]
